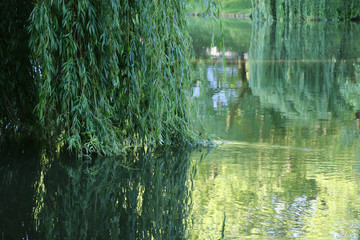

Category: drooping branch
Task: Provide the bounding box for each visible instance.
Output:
[28,0,209,157]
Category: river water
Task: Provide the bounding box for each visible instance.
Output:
[1,18,360,239]
[189,18,360,239]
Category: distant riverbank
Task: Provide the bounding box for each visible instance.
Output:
[188,13,250,19]
[187,0,252,16]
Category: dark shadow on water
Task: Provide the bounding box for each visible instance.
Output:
[0,136,42,239]
[1,143,204,239]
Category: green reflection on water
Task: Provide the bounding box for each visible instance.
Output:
[1,145,204,239]
[33,147,198,239]
[190,19,360,239]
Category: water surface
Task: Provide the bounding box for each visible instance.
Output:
[189,19,360,239]
[0,143,198,239]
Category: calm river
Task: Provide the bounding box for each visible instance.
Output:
[1,18,360,239]
[189,18,360,239]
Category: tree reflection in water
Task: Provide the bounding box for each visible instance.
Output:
[1,145,203,239]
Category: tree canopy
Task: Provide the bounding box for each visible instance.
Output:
[1,0,219,157]
[251,0,360,21]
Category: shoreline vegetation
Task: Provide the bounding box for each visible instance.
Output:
[187,0,252,15]
[251,0,360,22]
[188,0,360,22]
[2,0,360,159]
[188,13,250,19]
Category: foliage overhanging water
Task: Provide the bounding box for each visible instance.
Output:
[2,16,360,240]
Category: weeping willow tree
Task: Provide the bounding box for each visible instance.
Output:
[27,0,215,157]
[251,0,360,21]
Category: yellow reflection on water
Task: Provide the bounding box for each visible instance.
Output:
[190,143,360,239]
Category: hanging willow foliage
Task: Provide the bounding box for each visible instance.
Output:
[29,0,213,157]
[251,0,360,21]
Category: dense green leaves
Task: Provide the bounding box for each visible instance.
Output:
[27,0,211,157]
[251,0,360,21]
